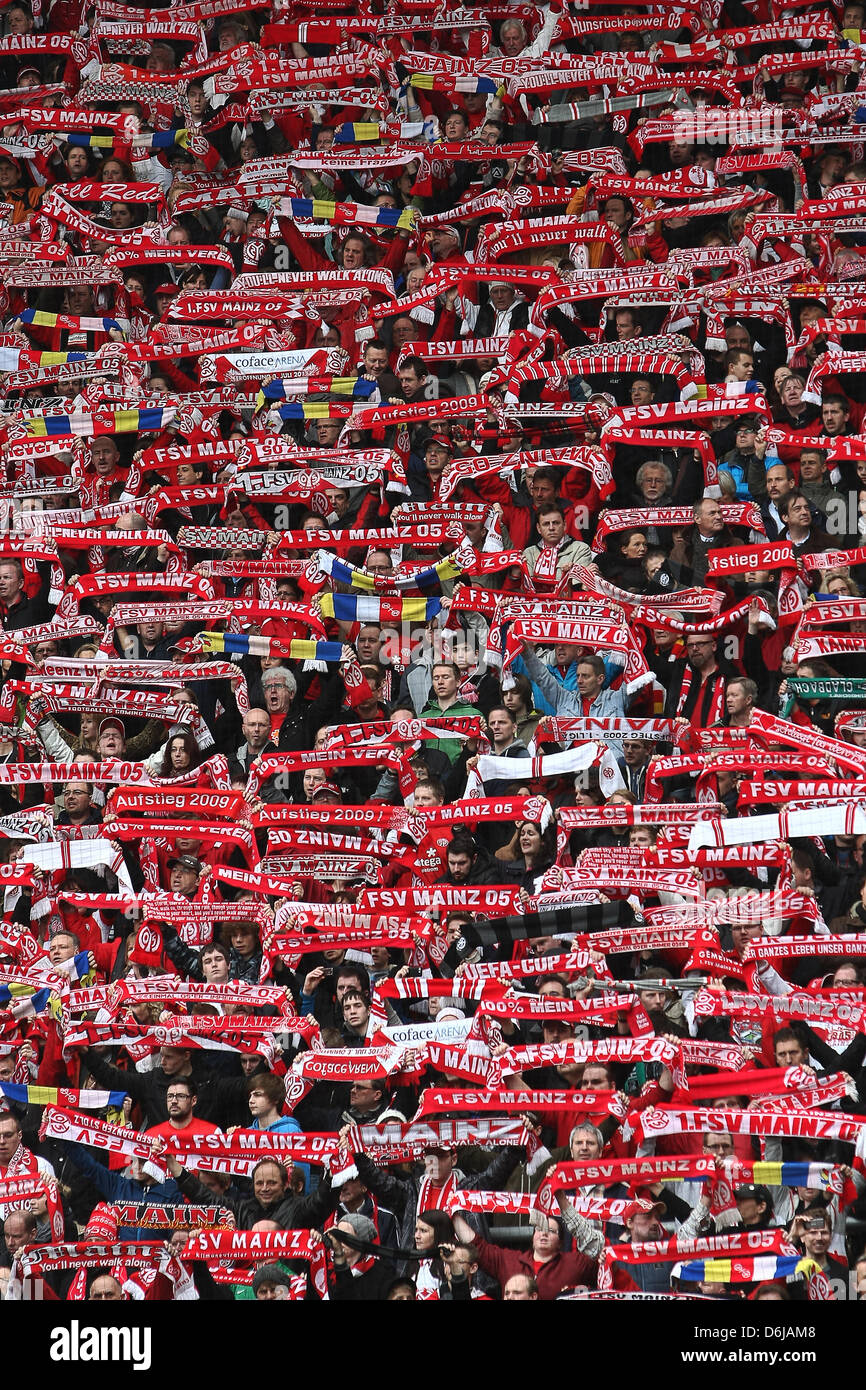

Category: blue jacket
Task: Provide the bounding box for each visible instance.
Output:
[521,647,631,724]
[60,1141,186,1239]
[513,652,621,717]
[251,1115,310,1192]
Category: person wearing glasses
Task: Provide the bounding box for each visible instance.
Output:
[664,632,730,729]
[144,1080,219,1144]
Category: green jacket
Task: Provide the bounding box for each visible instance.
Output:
[232,1259,294,1300]
[420,697,479,764]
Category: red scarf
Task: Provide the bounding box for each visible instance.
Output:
[417,1172,458,1214]
[633,1106,865,1146]
[751,709,866,774]
[0,1174,65,1242]
[0,1142,38,1177]
[532,543,563,585]
[39,1107,163,1170]
[674,663,726,729]
[181,1229,328,1297]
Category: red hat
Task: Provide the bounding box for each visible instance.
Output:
[153,282,179,298]
[0,153,21,175]
[311,781,343,801]
[85,1203,119,1241]
[426,433,454,452]
[99,716,125,736]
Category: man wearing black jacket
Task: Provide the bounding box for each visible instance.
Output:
[84,1043,250,1129]
[350,1138,525,1251]
[663,634,730,729]
[260,664,347,753]
[436,832,502,886]
[325,1215,395,1300]
[0,557,47,632]
[471,282,529,339]
[673,498,737,586]
[166,1153,338,1232]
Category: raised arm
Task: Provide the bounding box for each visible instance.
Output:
[520,643,581,715]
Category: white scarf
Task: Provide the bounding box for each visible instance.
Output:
[689,804,866,850]
[464,743,624,799]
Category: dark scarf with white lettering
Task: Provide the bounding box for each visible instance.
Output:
[444,899,633,970]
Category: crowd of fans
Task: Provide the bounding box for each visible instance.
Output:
[1,0,866,1306]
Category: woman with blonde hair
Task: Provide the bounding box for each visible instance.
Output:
[821,570,861,598]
